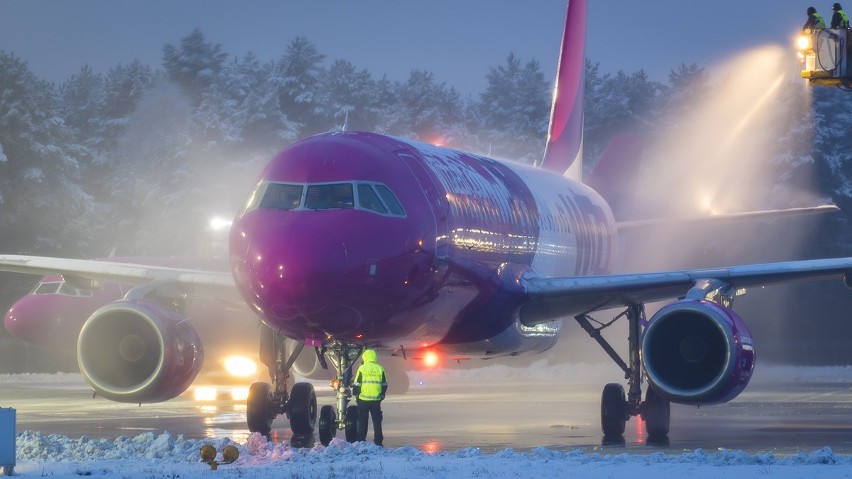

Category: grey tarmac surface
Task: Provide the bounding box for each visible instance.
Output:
[5,363,852,455]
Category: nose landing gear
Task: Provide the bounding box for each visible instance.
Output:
[316,341,363,446]
[246,334,367,446]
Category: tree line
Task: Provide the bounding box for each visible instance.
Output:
[0,29,848,259]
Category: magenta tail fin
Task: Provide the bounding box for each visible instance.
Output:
[538,0,586,180]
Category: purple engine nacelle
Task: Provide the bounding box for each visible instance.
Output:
[641,299,755,405]
[77,300,204,403]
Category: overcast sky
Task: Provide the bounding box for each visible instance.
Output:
[0,0,814,95]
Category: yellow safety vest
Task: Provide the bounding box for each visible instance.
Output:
[839,10,850,28]
[355,361,386,401]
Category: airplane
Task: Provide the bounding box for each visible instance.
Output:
[3,262,262,401]
[3,0,852,446]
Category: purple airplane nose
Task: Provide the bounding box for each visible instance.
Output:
[4,295,79,350]
[232,212,363,338]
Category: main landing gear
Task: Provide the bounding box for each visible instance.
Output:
[247,332,317,437]
[576,303,670,441]
[247,333,364,447]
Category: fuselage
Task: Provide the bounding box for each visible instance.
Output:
[229,131,617,354]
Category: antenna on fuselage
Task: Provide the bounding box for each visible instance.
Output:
[341,108,350,132]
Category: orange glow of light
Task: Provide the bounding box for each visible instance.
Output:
[224,356,258,377]
[423,351,439,368]
[231,387,249,401]
[635,415,644,444]
[194,387,218,401]
[421,439,442,454]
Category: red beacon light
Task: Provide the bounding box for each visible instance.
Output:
[422,350,440,369]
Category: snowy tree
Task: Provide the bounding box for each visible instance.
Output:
[317,59,380,131]
[94,60,156,151]
[379,69,464,143]
[273,37,326,136]
[59,65,104,146]
[0,51,93,254]
[809,87,852,256]
[472,53,549,163]
[195,52,297,149]
[162,29,228,103]
[583,61,661,164]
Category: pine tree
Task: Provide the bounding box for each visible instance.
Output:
[318,59,379,131]
[0,51,93,254]
[475,53,549,163]
[273,37,326,136]
[162,29,228,103]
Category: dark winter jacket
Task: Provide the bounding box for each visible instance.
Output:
[804,12,826,30]
[831,9,849,28]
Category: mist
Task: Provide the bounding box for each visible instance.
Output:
[618,46,820,275]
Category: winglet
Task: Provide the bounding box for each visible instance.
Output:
[537,0,587,180]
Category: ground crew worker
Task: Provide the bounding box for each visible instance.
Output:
[831,3,849,28]
[804,7,827,30]
[352,348,388,446]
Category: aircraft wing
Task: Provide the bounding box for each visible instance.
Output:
[518,257,852,324]
[0,254,239,300]
[616,205,839,232]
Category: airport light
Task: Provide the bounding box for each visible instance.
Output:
[224,355,258,377]
[194,387,218,401]
[230,387,249,401]
[209,216,233,232]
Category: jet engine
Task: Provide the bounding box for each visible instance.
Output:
[76,300,204,403]
[289,340,331,380]
[641,299,755,405]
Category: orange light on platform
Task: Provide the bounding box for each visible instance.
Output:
[423,351,439,368]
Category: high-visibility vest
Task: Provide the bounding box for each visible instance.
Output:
[839,10,850,28]
[354,361,386,401]
[813,12,827,28]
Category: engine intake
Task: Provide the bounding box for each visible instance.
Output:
[77,300,204,403]
[641,299,755,405]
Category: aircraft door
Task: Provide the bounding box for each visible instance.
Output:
[398,152,449,260]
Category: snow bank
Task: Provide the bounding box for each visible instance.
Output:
[11,431,852,479]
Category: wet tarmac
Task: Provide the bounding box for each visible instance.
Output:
[5,364,852,455]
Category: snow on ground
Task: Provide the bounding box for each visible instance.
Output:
[5,365,852,478]
[8,431,852,478]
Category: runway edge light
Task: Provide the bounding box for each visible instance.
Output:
[0,408,14,476]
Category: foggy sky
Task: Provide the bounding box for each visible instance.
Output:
[0,0,815,95]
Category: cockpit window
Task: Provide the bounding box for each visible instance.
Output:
[374,185,405,216]
[260,183,304,210]
[357,184,387,214]
[247,180,405,217]
[305,183,354,210]
[32,282,61,295]
[31,281,92,297]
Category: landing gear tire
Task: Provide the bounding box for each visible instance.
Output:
[247,382,274,435]
[318,405,337,446]
[345,404,359,442]
[601,383,627,437]
[288,382,317,435]
[642,387,670,439]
